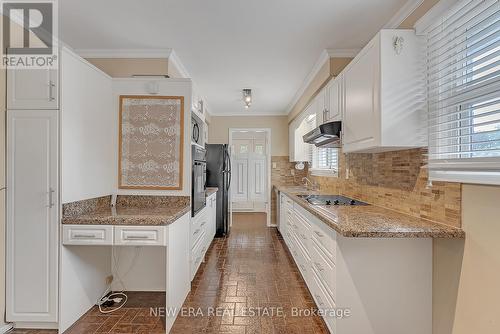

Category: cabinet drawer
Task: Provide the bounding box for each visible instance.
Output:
[310,237,336,300]
[63,225,113,245]
[310,218,337,263]
[310,266,337,333]
[191,208,209,246]
[114,226,166,246]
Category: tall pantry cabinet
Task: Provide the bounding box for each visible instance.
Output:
[6,66,60,325]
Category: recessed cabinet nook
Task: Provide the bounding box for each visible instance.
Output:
[290,29,426,160]
[5,47,216,333]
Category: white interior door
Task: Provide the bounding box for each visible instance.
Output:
[231,136,268,212]
[232,139,252,210]
[6,109,59,323]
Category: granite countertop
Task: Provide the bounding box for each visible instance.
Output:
[274,185,465,238]
[206,187,218,196]
[62,195,191,226]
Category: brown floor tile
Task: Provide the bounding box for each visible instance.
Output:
[10,213,328,334]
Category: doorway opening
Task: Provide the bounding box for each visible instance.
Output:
[228,128,272,226]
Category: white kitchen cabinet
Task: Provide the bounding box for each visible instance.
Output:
[6,109,59,323]
[165,212,191,333]
[289,103,315,162]
[279,193,432,334]
[7,69,59,109]
[62,225,113,245]
[325,74,343,122]
[114,226,167,246]
[190,192,217,280]
[313,88,326,124]
[342,29,425,153]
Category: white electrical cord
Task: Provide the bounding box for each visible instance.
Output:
[97,246,141,314]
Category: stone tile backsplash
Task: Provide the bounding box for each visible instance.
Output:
[308,148,462,228]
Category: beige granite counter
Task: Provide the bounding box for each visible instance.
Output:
[62,195,191,226]
[274,185,465,238]
[206,187,218,197]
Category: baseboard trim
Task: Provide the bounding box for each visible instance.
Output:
[12,322,58,329]
[0,324,14,334]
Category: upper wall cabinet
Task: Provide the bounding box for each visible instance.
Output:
[325,74,343,122]
[342,29,426,153]
[7,68,59,109]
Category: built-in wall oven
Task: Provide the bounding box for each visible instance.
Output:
[192,144,207,216]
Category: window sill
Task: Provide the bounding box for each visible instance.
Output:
[310,169,338,177]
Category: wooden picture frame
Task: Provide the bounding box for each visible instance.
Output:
[118,95,184,190]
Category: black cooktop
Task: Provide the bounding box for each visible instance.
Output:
[297,195,369,206]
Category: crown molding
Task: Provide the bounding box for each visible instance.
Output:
[325,48,360,57]
[75,48,172,58]
[284,50,330,115]
[414,0,458,34]
[384,0,424,28]
[168,50,191,78]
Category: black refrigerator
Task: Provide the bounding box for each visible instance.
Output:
[206,144,231,237]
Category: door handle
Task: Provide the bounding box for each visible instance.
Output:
[49,80,56,101]
[48,188,55,208]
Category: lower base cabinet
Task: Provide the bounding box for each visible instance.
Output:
[190,192,217,280]
[279,194,432,334]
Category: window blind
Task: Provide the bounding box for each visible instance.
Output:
[312,147,339,173]
[426,0,500,184]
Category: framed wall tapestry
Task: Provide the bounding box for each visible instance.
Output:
[119,95,184,190]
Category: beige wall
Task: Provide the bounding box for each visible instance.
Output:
[208,116,288,156]
[433,185,500,334]
[399,1,500,333]
[85,58,169,77]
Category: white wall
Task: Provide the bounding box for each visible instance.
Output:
[112,78,192,196]
[61,48,114,203]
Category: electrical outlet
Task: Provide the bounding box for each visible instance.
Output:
[105,275,114,285]
[290,169,295,176]
[272,162,277,169]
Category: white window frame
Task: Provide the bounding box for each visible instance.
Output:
[310,146,339,177]
[418,0,500,185]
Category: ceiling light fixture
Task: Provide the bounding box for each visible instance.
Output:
[242,89,252,109]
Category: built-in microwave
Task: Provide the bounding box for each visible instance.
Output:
[192,144,206,216]
[192,113,203,145]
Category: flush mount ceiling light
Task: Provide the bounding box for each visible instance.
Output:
[242,89,252,109]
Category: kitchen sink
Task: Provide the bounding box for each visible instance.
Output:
[297,194,369,206]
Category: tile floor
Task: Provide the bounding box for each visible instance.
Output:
[9,212,328,334]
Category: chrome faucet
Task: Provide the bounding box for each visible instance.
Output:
[302,177,319,191]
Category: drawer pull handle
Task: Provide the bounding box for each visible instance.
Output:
[200,222,206,227]
[314,231,324,238]
[73,234,96,238]
[125,235,151,240]
[193,229,201,235]
[314,262,324,272]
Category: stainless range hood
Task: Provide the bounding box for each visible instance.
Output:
[303,121,342,148]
